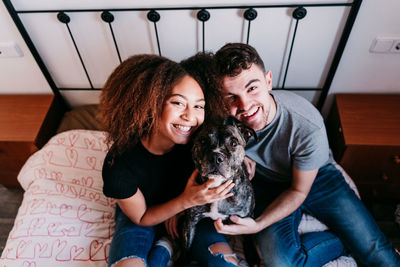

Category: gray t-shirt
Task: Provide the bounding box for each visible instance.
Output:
[246,90,332,183]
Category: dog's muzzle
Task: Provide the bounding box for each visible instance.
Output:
[200,151,233,186]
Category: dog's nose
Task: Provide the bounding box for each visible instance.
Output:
[213,153,225,165]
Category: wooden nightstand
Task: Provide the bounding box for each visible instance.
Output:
[0,95,64,187]
[326,94,400,201]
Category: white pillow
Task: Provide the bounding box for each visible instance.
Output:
[1,130,114,266]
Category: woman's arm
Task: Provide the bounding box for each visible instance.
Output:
[118,169,235,226]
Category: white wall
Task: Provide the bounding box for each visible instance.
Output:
[0,0,399,114]
[0,0,51,94]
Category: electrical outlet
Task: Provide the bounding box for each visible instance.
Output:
[370,38,400,53]
[0,42,24,58]
[390,40,400,53]
[370,38,393,53]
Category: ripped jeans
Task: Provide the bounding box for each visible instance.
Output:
[186,219,238,267]
[253,163,400,267]
[109,205,236,267]
[108,204,170,267]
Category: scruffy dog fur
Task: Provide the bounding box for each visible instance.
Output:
[181,117,256,249]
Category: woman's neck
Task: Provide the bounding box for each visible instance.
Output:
[141,134,174,155]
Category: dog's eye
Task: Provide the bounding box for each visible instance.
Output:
[230,139,238,147]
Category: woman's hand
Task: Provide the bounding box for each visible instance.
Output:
[180,169,235,209]
[244,157,256,180]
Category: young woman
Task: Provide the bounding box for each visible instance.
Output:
[99,54,236,267]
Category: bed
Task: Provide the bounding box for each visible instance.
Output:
[0,105,359,267]
[1,0,364,266]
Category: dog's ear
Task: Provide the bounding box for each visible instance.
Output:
[224,116,257,143]
[223,116,248,128]
[223,116,238,126]
[239,124,257,143]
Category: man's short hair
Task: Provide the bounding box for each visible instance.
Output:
[215,43,266,77]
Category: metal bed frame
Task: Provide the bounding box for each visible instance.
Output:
[3,0,362,111]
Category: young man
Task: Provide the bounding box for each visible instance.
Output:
[213,43,400,266]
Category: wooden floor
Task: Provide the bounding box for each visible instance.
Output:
[0,185,24,253]
[0,184,399,260]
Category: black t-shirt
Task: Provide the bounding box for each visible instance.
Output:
[102,142,194,206]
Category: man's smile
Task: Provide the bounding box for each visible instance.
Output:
[240,106,260,120]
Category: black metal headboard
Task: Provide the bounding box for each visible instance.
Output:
[3,0,362,111]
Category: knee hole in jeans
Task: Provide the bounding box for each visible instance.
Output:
[208,242,238,266]
[112,256,146,267]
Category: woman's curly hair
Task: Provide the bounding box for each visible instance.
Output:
[99,54,187,157]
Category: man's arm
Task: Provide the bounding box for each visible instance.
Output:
[214,167,318,234]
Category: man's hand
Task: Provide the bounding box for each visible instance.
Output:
[214,216,261,235]
[243,157,256,180]
[165,214,180,239]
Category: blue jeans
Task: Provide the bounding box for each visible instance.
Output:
[253,163,400,267]
[186,219,238,267]
[108,205,170,267]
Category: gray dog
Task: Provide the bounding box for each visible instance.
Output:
[181,116,256,250]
